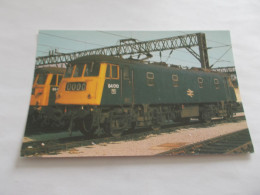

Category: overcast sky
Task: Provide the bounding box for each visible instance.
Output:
[36,30,234,68]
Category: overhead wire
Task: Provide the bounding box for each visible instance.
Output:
[37,50,49,54]
[97,31,132,39]
[38,43,78,52]
[210,46,232,67]
[40,32,106,47]
[168,48,233,63]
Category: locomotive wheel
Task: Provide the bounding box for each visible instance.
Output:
[103,118,111,135]
[151,125,161,131]
[79,115,94,137]
[199,111,211,123]
[110,128,125,137]
[227,111,233,119]
[104,119,125,137]
[150,107,162,131]
[25,109,41,134]
[51,109,66,130]
[130,121,136,131]
[182,117,190,123]
[93,128,106,137]
[40,117,51,130]
[224,107,233,119]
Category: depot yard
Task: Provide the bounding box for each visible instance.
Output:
[32,116,249,157]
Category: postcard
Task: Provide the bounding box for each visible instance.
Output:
[21,31,254,157]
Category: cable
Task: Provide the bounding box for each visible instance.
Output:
[38,44,77,52]
[97,31,132,39]
[171,48,232,63]
[211,46,232,67]
[208,45,231,49]
[146,52,200,65]
[37,50,48,54]
[40,32,105,47]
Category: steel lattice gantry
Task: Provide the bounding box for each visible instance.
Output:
[35,33,210,69]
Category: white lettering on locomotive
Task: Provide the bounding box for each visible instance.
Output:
[108,84,119,89]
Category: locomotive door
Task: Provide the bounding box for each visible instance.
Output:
[223,77,231,101]
[121,65,133,105]
[49,74,60,105]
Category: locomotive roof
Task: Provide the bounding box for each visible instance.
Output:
[71,55,225,77]
[70,55,146,65]
[35,67,66,74]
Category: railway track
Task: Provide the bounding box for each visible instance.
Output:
[158,128,253,155]
[21,115,246,157]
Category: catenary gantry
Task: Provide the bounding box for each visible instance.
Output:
[36,33,210,69]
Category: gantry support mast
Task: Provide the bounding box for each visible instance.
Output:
[36,33,210,69]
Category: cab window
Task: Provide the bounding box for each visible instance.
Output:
[50,74,57,85]
[58,75,63,85]
[64,65,74,78]
[84,62,100,77]
[73,64,84,77]
[37,74,47,84]
[33,74,37,85]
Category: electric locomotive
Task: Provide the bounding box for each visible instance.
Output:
[25,67,67,133]
[55,55,237,137]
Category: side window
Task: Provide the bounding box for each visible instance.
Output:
[172,74,179,87]
[111,65,119,79]
[106,64,119,79]
[50,74,57,86]
[123,66,130,80]
[214,78,220,89]
[57,75,63,85]
[106,64,110,78]
[146,72,155,86]
[198,77,203,88]
[33,74,38,85]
